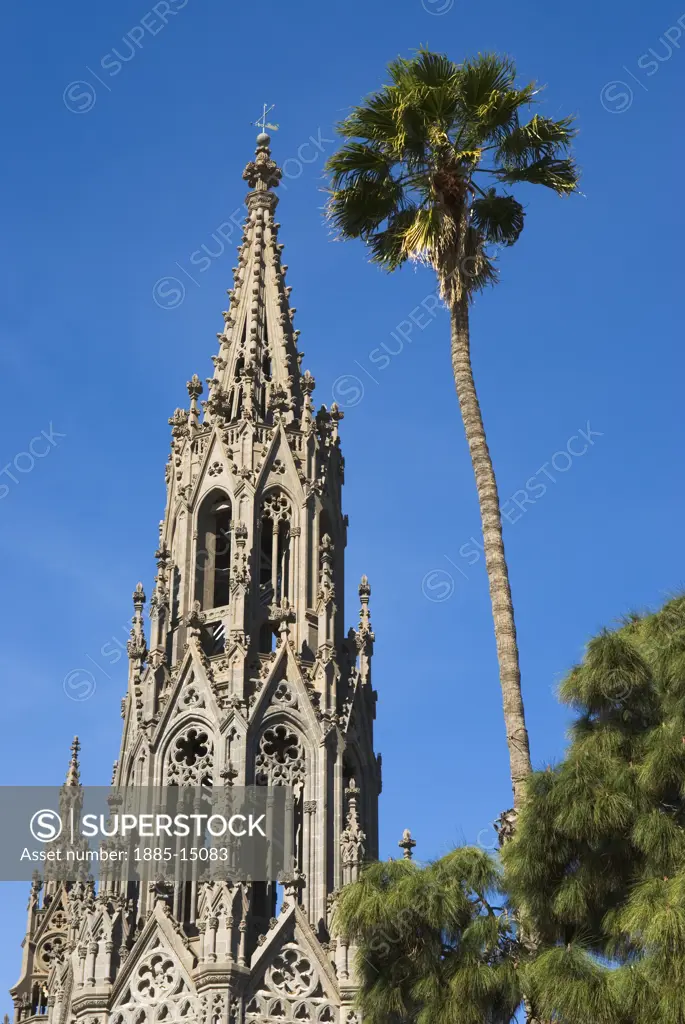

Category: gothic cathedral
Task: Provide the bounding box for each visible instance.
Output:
[11,133,381,1024]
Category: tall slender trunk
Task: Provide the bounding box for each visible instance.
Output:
[450,297,532,810]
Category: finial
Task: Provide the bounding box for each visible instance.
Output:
[243,115,282,193]
[220,762,239,788]
[187,374,203,434]
[358,575,373,636]
[398,828,416,860]
[66,736,81,786]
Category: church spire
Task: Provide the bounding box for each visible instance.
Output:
[205,133,310,428]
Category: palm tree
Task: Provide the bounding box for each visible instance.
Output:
[325,50,579,811]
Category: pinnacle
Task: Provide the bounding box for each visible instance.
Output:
[66,736,81,786]
[398,828,416,860]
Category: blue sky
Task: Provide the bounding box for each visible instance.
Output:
[1,0,684,1004]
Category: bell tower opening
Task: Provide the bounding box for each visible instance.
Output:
[195,491,232,610]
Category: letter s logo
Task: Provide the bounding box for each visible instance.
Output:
[30,810,63,842]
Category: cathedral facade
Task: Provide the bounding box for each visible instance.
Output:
[10,133,381,1024]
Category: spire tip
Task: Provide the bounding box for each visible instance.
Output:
[66,736,81,786]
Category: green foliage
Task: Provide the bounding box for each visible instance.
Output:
[325,48,578,303]
[333,848,522,1024]
[503,594,685,1022]
[332,596,685,1022]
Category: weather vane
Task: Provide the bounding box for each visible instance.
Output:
[253,103,279,134]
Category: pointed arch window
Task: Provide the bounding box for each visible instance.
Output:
[195,491,232,609]
[259,493,291,607]
[166,726,214,786]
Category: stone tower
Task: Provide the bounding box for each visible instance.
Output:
[10,133,381,1024]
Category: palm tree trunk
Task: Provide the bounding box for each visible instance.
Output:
[450,297,532,810]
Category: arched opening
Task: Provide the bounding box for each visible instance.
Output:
[258,493,291,607]
[195,492,232,610]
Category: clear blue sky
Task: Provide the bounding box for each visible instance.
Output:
[1,0,683,1004]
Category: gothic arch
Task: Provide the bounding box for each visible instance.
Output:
[123,737,150,788]
[248,708,315,792]
[161,716,215,787]
[257,490,295,652]
[194,488,232,611]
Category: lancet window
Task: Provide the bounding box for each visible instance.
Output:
[258,492,292,606]
[195,491,232,609]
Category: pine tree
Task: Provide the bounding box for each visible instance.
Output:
[333,848,522,1024]
[503,594,685,1023]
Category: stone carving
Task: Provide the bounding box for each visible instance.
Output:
[268,945,317,998]
[262,491,291,522]
[274,681,297,708]
[135,954,178,1003]
[255,726,305,788]
[36,934,65,969]
[166,727,214,786]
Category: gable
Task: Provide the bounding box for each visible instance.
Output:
[246,906,340,1023]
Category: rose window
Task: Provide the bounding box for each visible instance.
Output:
[255,726,304,786]
[166,727,213,786]
[38,934,65,968]
[135,954,178,1002]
